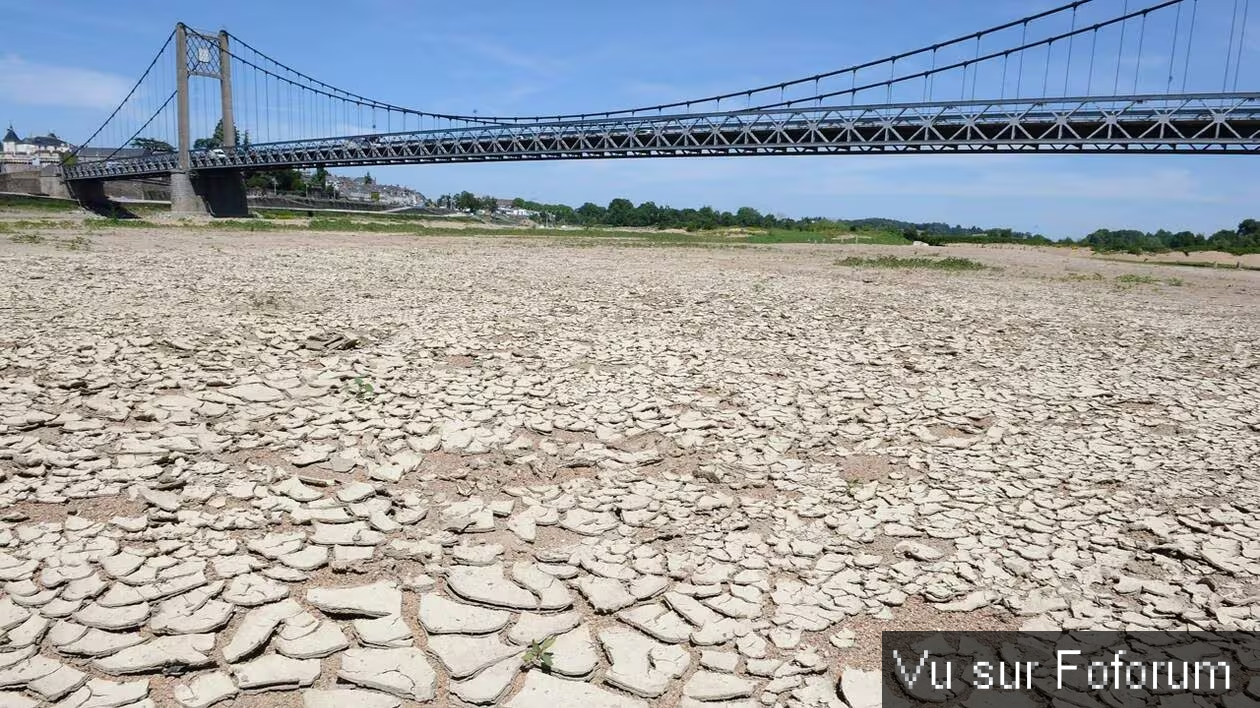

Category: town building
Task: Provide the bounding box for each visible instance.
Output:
[495,198,537,218]
[326,174,426,207]
[2,125,73,173]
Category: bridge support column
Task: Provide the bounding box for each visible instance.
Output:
[67,179,108,207]
[193,171,249,217]
[44,176,72,199]
[66,178,140,218]
[170,171,205,215]
[171,170,249,217]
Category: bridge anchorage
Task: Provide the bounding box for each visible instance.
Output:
[62,0,1259,216]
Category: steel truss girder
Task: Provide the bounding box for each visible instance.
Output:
[64,93,1260,181]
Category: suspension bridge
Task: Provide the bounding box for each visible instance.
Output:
[60,0,1259,215]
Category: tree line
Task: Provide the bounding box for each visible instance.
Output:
[489,196,1061,241]
[1072,221,1260,255]
[498,196,1259,255]
[501,197,918,233]
[431,192,502,213]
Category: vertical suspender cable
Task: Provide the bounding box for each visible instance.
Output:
[1114,0,1129,95]
[1225,0,1240,90]
[253,50,259,144]
[1001,52,1010,98]
[1016,21,1028,96]
[1133,11,1147,93]
[888,58,895,103]
[971,34,981,100]
[70,29,174,160]
[1043,40,1054,96]
[1064,5,1078,95]
[1087,27,1099,94]
[925,48,935,101]
[1181,0,1198,91]
[928,48,937,100]
[1168,1,1182,92]
[1232,0,1250,91]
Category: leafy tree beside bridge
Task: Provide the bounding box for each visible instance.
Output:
[131,137,174,153]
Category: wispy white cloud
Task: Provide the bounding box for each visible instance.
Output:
[0,55,131,110]
[429,35,566,77]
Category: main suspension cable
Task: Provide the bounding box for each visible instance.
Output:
[229,1,1107,124]
[70,30,175,158]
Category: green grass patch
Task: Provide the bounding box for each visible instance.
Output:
[256,210,305,220]
[82,217,156,229]
[191,219,285,232]
[739,229,909,245]
[835,255,990,271]
[845,231,915,246]
[60,235,92,251]
[8,218,70,230]
[1101,257,1260,272]
[1114,273,1186,286]
[255,207,479,224]
[0,194,80,212]
[1114,273,1161,285]
[307,217,419,233]
[8,233,45,244]
[1062,272,1104,282]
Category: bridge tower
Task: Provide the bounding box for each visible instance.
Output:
[172,23,247,216]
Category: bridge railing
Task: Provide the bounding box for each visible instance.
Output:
[63,93,1260,180]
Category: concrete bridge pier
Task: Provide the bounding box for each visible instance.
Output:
[171,170,249,217]
[170,171,205,215]
[65,178,143,218]
[66,179,108,207]
[194,171,249,217]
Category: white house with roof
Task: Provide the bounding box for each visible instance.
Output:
[2,126,74,173]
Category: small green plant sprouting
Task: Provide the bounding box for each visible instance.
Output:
[64,235,91,251]
[9,233,44,244]
[521,636,555,673]
[249,292,280,309]
[1114,273,1160,285]
[346,376,376,402]
[1063,271,1104,282]
[834,255,990,271]
[1165,277,1184,286]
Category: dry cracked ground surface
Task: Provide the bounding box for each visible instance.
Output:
[0,227,1258,708]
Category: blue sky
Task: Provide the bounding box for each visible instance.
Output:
[1,0,1256,237]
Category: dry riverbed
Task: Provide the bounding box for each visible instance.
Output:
[0,226,1257,707]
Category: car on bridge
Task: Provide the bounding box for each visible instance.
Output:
[341,136,385,149]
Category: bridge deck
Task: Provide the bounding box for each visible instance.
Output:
[64,94,1260,181]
